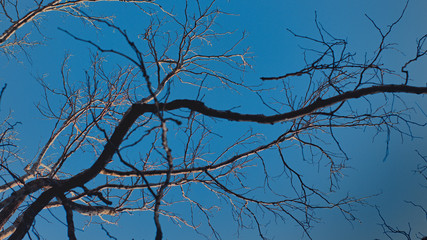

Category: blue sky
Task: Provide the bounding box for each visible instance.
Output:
[1,0,426,239]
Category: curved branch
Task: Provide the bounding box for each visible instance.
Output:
[136,84,427,124]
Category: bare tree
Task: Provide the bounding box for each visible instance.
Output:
[0,0,426,239]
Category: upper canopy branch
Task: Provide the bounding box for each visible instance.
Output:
[0,0,152,47]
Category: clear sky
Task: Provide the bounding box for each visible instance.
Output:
[1,0,426,239]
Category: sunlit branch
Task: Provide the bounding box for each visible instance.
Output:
[0,0,152,47]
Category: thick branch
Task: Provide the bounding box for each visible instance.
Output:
[5,102,143,239]
[136,84,427,124]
